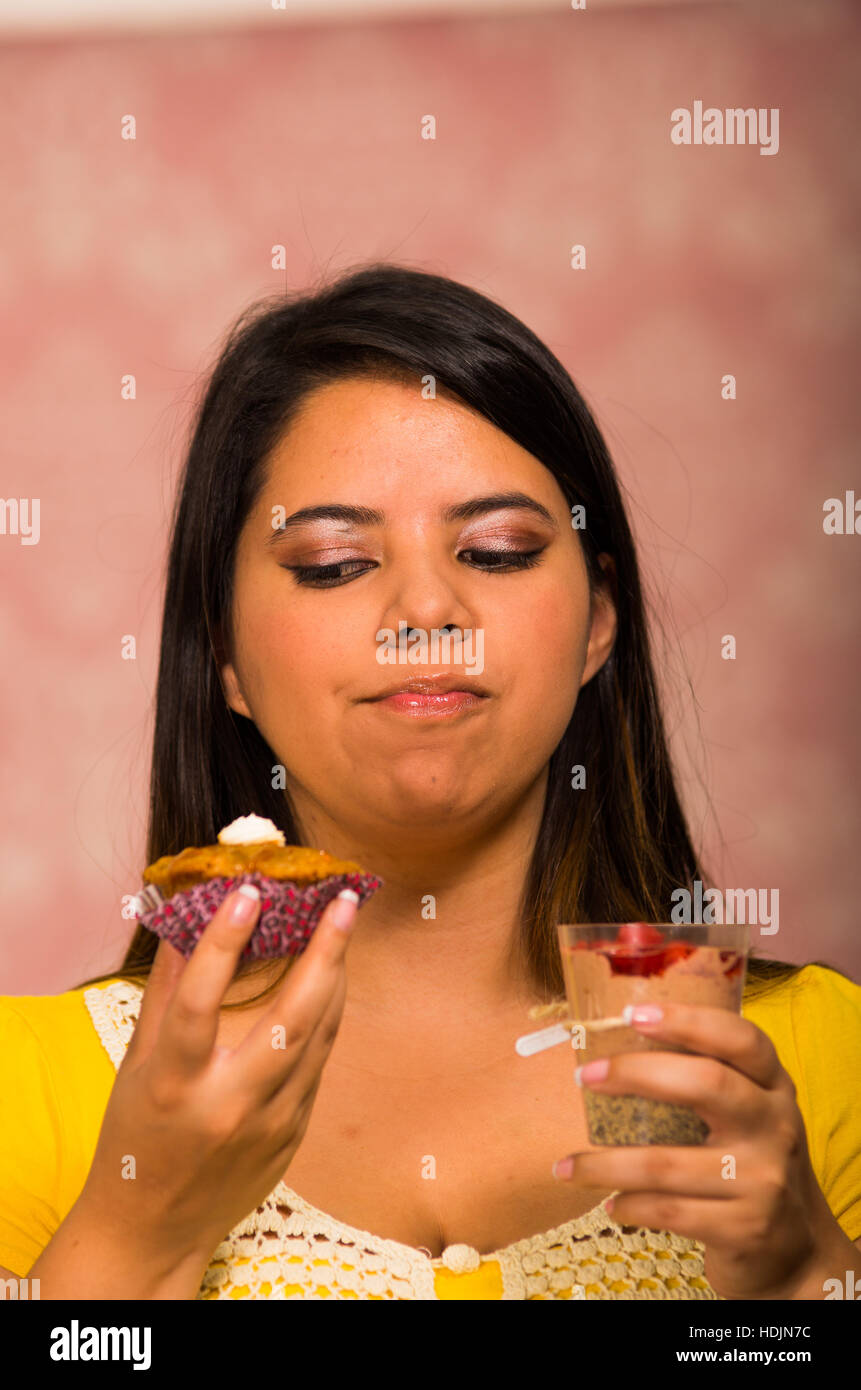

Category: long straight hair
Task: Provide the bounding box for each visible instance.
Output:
[76,263,846,1007]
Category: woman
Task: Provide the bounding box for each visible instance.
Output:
[2,264,859,1300]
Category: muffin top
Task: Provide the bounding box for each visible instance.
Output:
[142,814,365,896]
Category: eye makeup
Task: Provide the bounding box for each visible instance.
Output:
[282,546,547,588]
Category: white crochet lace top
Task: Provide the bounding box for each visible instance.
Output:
[82,980,720,1301]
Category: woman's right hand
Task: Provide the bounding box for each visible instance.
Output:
[76,884,360,1277]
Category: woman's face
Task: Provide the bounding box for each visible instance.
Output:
[220,375,616,852]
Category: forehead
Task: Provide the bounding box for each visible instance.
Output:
[259,374,563,506]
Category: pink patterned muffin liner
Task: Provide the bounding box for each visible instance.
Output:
[132,870,383,962]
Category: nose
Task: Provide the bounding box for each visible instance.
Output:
[376,548,476,643]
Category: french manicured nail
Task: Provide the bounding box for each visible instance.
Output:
[552,1157,574,1180]
[622,1003,663,1025]
[575,1058,609,1086]
[330,888,359,931]
[230,884,260,924]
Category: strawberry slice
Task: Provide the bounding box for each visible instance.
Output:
[606,948,666,977]
[617,923,665,947]
[599,923,666,976]
[568,930,669,976]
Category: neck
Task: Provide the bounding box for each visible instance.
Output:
[281,772,551,1028]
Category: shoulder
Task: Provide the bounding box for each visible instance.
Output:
[743,963,859,1040]
[743,964,860,1102]
[0,978,137,1166]
[0,979,127,1048]
[0,980,132,1104]
[744,964,861,1243]
[745,961,856,1028]
[0,982,129,1279]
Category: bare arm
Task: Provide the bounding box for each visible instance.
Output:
[22,1194,214,1300]
[4,885,360,1301]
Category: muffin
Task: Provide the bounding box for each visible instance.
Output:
[131,814,382,962]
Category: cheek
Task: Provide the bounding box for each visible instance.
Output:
[533,597,587,678]
[501,591,586,736]
[235,599,322,715]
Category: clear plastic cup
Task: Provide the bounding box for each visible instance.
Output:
[557,922,749,1146]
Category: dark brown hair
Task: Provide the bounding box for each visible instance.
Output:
[76,263,849,1008]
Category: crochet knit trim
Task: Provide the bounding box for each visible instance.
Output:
[81,980,717,1301]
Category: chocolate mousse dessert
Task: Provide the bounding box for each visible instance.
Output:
[559,923,747,1146]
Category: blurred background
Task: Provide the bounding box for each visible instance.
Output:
[1,0,859,993]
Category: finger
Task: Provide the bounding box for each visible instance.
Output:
[556,1142,755,1201]
[126,936,187,1064]
[621,1000,786,1090]
[256,972,347,1134]
[233,889,358,1097]
[575,1047,776,1135]
[594,1192,741,1246]
[157,886,263,1074]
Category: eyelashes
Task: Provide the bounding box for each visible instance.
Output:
[284,548,546,589]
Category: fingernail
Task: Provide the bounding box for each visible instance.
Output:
[622,1003,663,1025]
[575,1058,609,1086]
[552,1157,574,1180]
[230,884,260,924]
[330,888,359,931]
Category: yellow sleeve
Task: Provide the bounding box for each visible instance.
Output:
[745,964,861,1242]
[0,998,66,1275]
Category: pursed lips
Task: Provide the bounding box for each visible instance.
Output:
[360,681,489,715]
[362,678,489,701]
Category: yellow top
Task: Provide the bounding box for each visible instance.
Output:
[1,964,859,1300]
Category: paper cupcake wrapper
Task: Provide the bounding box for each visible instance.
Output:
[131,870,382,963]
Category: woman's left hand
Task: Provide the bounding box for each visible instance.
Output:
[551,1000,850,1300]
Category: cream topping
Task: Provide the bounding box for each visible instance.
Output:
[217,814,286,846]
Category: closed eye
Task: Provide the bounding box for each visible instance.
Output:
[284,548,546,588]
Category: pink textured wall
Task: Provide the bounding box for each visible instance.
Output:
[1,1,859,993]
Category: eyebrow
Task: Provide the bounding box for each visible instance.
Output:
[265,491,558,544]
